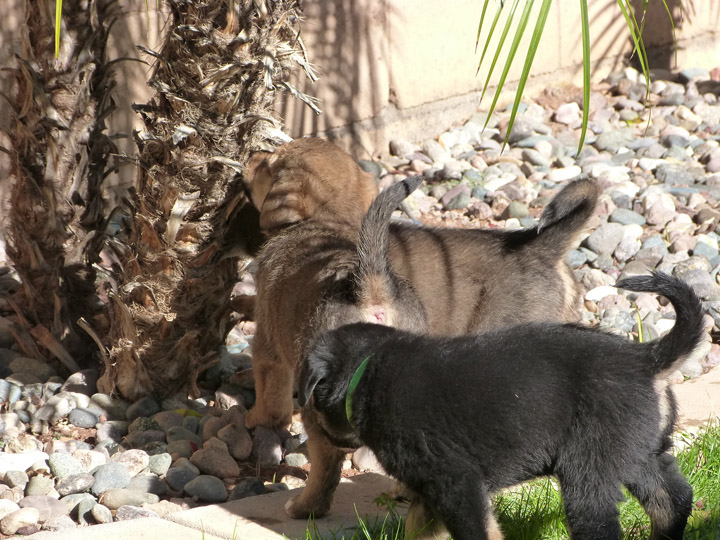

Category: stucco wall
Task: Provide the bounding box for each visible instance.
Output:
[279,0,720,157]
[1,0,719,187]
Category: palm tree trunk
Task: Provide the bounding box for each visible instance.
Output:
[4,0,118,372]
[98,0,317,400]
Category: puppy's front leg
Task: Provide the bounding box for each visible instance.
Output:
[246,338,294,429]
[285,415,345,518]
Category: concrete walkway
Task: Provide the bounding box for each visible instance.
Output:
[26,368,720,540]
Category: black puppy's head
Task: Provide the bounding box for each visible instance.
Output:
[299,323,397,440]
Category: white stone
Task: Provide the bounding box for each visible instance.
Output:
[547,166,582,183]
[622,224,644,241]
[585,286,619,302]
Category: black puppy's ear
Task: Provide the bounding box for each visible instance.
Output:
[298,355,327,406]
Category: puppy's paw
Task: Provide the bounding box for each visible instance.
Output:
[246,405,291,429]
[285,495,330,520]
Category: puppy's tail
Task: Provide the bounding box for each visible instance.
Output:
[616,272,705,375]
[354,177,423,324]
[532,177,599,253]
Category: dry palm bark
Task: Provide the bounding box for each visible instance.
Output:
[97,0,318,400]
[3,0,118,372]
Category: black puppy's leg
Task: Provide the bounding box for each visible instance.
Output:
[558,476,622,540]
[624,452,692,540]
[405,495,503,540]
[412,472,491,540]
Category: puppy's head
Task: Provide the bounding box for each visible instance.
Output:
[299,323,397,440]
[244,138,378,233]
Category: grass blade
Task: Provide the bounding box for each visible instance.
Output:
[55,0,62,58]
[500,0,553,149]
[478,0,520,104]
[577,0,590,155]
[476,0,492,53]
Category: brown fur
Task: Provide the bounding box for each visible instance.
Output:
[245,138,599,335]
[245,137,378,232]
[245,178,426,429]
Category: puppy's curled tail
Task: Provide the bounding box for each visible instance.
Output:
[616,272,705,375]
[357,176,422,278]
[533,177,599,252]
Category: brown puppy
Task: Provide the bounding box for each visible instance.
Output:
[245,177,426,431]
[246,137,599,335]
[245,137,378,232]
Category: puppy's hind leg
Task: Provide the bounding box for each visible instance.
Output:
[405,496,503,540]
[408,469,492,540]
[285,415,345,519]
[557,474,622,540]
[246,340,294,429]
[624,452,692,540]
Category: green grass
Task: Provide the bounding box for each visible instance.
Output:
[301,422,720,539]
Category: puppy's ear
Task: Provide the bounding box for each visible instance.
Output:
[244,151,274,209]
[258,170,313,230]
[298,355,327,407]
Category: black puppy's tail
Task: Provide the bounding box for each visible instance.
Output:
[616,272,705,375]
[354,177,423,324]
[532,177,599,253]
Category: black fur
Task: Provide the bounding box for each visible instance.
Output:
[299,272,700,540]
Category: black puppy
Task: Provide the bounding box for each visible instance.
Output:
[298,272,702,540]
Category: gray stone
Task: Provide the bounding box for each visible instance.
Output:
[217,424,253,462]
[151,411,184,432]
[4,470,28,490]
[673,268,716,299]
[115,505,160,521]
[500,201,529,220]
[56,473,95,496]
[111,449,150,477]
[91,462,131,496]
[75,496,96,526]
[0,506,40,535]
[614,237,641,263]
[594,130,634,152]
[8,357,56,383]
[655,163,695,185]
[41,515,77,531]
[125,396,161,421]
[165,464,199,492]
[184,475,228,503]
[127,473,167,496]
[189,445,240,479]
[147,453,172,476]
[182,415,200,435]
[98,488,159,510]
[566,249,588,269]
[609,208,646,226]
[228,477,266,501]
[24,475,54,497]
[389,138,415,158]
[90,503,113,524]
[58,493,95,517]
[357,160,383,178]
[585,222,625,256]
[124,429,167,449]
[422,139,451,164]
[68,408,99,429]
[679,67,710,83]
[48,453,84,479]
[166,426,203,447]
[251,426,283,466]
[89,394,130,420]
[18,495,69,523]
[95,421,129,443]
[284,452,308,468]
[60,370,98,396]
